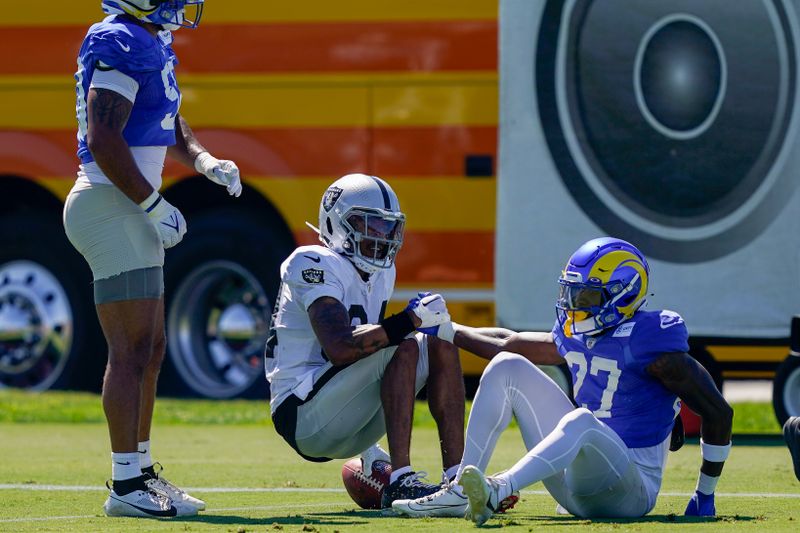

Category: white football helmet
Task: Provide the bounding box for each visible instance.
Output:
[318,173,405,275]
[101,0,204,30]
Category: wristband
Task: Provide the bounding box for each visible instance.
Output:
[138,190,162,213]
[380,311,416,346]
[700,439,731,463]
[436,321,456,343]
[194,151,214,173]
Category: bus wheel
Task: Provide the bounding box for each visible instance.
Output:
[773,354,800,426]
[162,209,291,399]
[0,213,101,392]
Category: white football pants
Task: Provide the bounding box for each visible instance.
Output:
[459,352,660,518]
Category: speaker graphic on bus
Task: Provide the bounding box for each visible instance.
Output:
[497,0,800,420]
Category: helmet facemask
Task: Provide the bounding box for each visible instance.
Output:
[556,272,643,337]
[341,207,405,274]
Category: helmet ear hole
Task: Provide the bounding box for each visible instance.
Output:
[326,217,333,236]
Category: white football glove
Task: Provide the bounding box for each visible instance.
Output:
[194,151,242,197]
[139,190,187,249]
[406,293,451,329]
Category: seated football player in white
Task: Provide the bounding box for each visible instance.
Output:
[266,173,466,508]
[392,237,733,525]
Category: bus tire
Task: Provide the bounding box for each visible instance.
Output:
[773,354,800,426]
[0,212,103,392]
[161,208,292,399]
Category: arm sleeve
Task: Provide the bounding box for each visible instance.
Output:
[90,64,140,103]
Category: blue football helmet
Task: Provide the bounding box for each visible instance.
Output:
[556,237,650,337]
[101,0,204,30]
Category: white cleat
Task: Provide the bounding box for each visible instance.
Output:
[103,480,182,518]
[392,481,469,517]
[360,442,391,473]
[459,465,510,526]
[146,463,206,512]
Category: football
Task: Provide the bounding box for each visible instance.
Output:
[341,457,392,509]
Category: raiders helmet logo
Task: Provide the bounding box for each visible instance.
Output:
[322,187,343,212]
[302,268,325,284]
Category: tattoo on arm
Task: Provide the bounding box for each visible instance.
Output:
[169,114,206,166]
[309,297,387,364]
[89,89,132,132]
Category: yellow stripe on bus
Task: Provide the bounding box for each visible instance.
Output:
[38,177,496,231]
[0,75,497,129]
[0,0,497,27]
[706,345,789,363]
[252,177,496,231]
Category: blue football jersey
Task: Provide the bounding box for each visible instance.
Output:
[553,309,690,448]
[75,15,181,164]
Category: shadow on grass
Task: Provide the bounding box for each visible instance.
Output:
[509,513,759,527]
[175,507,379,527]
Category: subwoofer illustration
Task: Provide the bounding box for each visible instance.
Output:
[497,0,800,339]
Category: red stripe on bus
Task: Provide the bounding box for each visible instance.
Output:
[0,20,496,75]
[0,127,496,177]
[293,229,494,284]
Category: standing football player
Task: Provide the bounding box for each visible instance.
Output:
[266,173,466,509]
[393,237,733,524]
[64,0,242,518]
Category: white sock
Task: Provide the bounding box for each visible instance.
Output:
[112,452,143,482]
[444,465,459,482]
[390,465,412,485]
[696,472,720,495]
[493,472,514,502]
[138,440,153,470]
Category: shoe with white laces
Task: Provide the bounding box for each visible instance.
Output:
[392,475,519,519]
[103,478,180,518]
[360,443,391,473]
[392,480,468,517]
[145,463,206,512]
[459,465,512,526]
[380,471,440,511]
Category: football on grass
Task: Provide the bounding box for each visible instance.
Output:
[341,457,392,509]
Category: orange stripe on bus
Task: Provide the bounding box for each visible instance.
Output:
[0,127,496,177]
[292,229,494,284]
[0,21,496,76]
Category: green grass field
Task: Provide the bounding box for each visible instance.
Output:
[0,390,797,532]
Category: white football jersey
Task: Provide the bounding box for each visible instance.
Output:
[265,244,395,412]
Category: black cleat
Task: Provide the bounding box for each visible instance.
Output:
[380,471,440,510]
[783,416,800,482]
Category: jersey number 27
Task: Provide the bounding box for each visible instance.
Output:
[564,351,621,419]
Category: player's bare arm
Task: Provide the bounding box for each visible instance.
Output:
[309,296,421,366]
[453,325,563,365]
[647,352,733,476]
[167,114,205,167]
[86,87,152,203]
[169,113,243,197]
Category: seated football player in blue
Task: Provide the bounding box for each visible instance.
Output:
[392,237,733,525]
